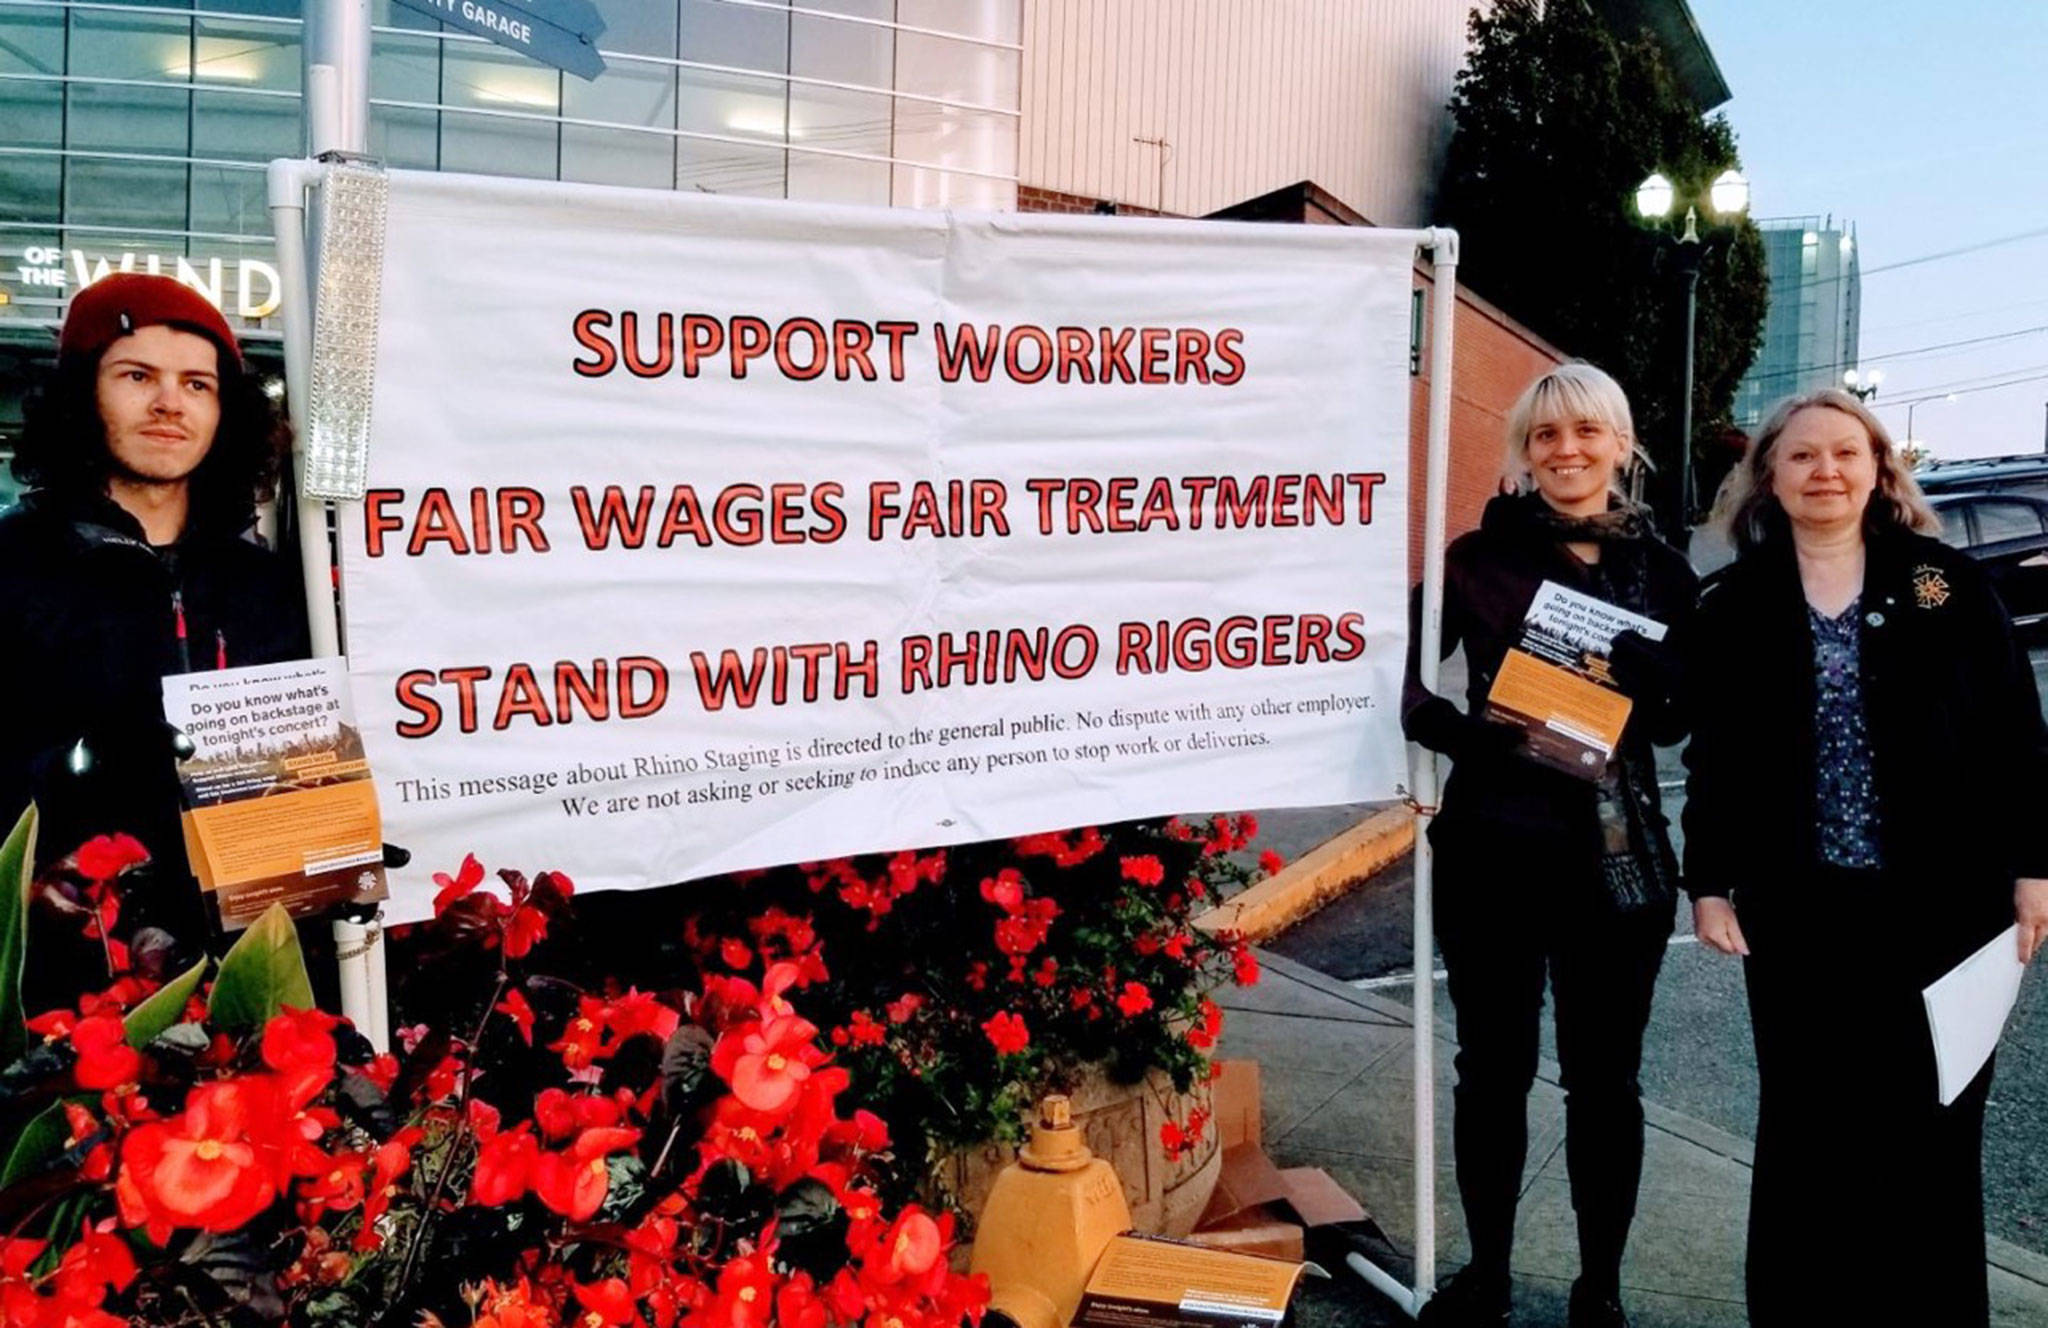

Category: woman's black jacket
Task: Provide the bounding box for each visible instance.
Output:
[1682,527,2048,977]
[1402,493,1699,869]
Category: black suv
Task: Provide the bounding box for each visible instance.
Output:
[1926,489,2048,634]
[1916,453,2048,501]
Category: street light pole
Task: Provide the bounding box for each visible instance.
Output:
[1677,244,1703,525]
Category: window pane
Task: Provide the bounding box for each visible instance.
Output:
[680,0,788,72]
[64,157,188,233]
[1974,500,2044,544]
[188,167,268,238]
[0,155,59,225]
[370,29,441,168]
[562,63,675,189]
[792,7,890,87]
[441,43,559,178]
[0,77,61,150]
[787,84,889,205]
[194,88,299,161]
[600,4,677,59]
[680,69,786,196]
[0,8,64,76]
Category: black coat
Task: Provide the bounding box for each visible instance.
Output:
[0,490,310,875]
[1682,527,2047,978]
[1404,493,1700,865]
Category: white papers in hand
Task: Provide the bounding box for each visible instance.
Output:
[1921,925,2026,1106]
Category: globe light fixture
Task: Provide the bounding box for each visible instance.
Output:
[1843,368,1884,401]
[1636,172,1675,220]
[1708,169,1750,218]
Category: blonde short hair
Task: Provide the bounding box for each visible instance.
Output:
[1717,389,1941,555]
[1500,362,1638,494]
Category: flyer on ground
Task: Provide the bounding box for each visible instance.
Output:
[1073,1233,1307,1328]
[1483,581,1666,779]
[161,658,388,930]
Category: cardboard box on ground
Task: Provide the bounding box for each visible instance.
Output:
[1185,1061,1371,1263]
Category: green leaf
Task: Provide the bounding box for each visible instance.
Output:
[125,956,209,1050]
[0,806,37,1065]
[207,904,314,1034]
[0,1101,67,1188]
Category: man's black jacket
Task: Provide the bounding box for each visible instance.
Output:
[0,490,309,878]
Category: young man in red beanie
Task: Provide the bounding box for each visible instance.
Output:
[0,273,309,983]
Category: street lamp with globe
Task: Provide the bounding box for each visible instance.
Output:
[1636,166,1751,526]
[1842,367,1884,402]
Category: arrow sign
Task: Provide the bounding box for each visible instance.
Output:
[496,0,606,42]
[393,0,607,81]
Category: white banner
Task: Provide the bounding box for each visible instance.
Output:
[336,171,1417,921]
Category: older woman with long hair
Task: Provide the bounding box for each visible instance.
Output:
[1685,389,2048,1326]
[1404,363,1696,1328]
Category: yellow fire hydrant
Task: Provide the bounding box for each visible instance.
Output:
[968,1094,1132,1328]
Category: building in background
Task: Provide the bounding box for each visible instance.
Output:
[0,0,1021,498]
[0,0,1730,542]
[1733,215,1861,428]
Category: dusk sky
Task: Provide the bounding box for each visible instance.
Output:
[1691,0,2048,459]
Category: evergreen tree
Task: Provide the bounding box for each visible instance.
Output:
[1437,0,1768,525]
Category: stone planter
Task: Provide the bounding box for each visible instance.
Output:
[938,1066,1220,1254]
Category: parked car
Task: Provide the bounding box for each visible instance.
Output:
[1916,453,2048,501]
[1926,490,2048,633]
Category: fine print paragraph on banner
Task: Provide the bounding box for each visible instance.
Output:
[334,171,1418,921]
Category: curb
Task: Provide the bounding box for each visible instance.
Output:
[1195,806,1413,943]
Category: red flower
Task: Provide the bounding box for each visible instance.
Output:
[261,1006,340,1075]
[978,869,1024,913]
[1258,849,1286,876]
[532,1126,638,1222]
[980,1011,1030,1057]
[355,1130,419,1251]
[1231,942,1260,987]
[471,1126,539,1206]
[881,1208,943,1282]
[1115,982,1153,1018]
[609,989,681,1044]
[844,1010,887,1048]
[701,1252,776,1328]
[295,1150,367,1223]
[1119,854,1165,887]
[497,988,537,1045]
[574,1277,639,1327]
[74,833,148,882]
[503,903,551,958]
[553,997,610,1070]
[721,937,754,970]
[884,992,924,1024]
[1187,998,1224,1050]
[70,1012,139,1091]
[118,1080,276,1234]
[432,852,486,914]
[715,1015,819,1115]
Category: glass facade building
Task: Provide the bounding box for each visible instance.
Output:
[1732,215,1860,429]
[0,0,1021,499]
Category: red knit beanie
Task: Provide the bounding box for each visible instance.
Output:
[58,272,243,367]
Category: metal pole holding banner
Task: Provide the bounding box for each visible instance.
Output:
[283,0,389,1052]
[1345,227,1458,1321]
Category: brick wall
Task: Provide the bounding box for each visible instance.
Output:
[1409,270,1567,577]
[1016,185,1166,218]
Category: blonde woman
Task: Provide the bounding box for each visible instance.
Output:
[1404,363,1696,1328]
[1684,389,2048,1326]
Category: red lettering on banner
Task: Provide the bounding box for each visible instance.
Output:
[494,663,553,729]
[1004,325,1053,383]
[1212,329,1246,384]
[620,311,674,377]
[1056,327,1096,383]
[497,488,550,552]
[1098,327,1137,383]
[933,324,1001,382]
[572,486,653,549]
[775,319,829,380]
[876,321,916,380]
[365,489,405,557]
[835,321,877,381]
[712,484,766,545]
[730,316,773,378]
[1138,328,1171,384]
[570,310,618,377]
[555,660,611,722]
[681,314,724,375]
[409,488,469,556]
[395,670,441,736]
[618,658,668,717]
[1175,328,1213,384]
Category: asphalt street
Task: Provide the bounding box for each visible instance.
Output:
[1258,647,2048,1260]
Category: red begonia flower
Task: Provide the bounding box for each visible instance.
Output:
[74,834,148,882]
[70,1013,139,1091]
[119,1080,276,1233]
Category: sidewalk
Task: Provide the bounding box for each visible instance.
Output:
[1216,948,2048,1328]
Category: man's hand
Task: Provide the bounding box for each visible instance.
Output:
[1694,896,1749,957]
[2017,879,2048,964]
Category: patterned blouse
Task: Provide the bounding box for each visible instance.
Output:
[1810,599,1882,869]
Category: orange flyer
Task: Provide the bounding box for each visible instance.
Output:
[162,659,388,931]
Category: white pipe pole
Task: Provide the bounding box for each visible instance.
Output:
[1409,228,1459,1313]
[1331,229,1458,1321]
[299,0,389,1052]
